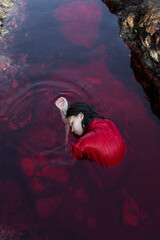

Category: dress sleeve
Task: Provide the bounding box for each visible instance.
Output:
[71,141,86,160]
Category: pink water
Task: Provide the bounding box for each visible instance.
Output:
[0,0,160,239]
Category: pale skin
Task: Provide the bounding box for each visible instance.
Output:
[67,114,84,136]
[55,97,68,123]
[55,97,84,148]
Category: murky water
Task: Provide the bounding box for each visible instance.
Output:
[0,0,160,239]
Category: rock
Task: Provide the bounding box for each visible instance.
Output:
[54,0,103,48]
[72,186,89,203]
[18,122,57,154]
[103,0,160,119]
[123,197,140,229]
[75,207,86,221]
[130,44,160,118]
[0,0,14,39]
[122,196,149,230]
[41,164,70,183]
[0,224,26,240]
[21,157,35,176]
[87,217,96,228]
[1,27,9,36]
[36,195,62,219]
[0,0,14,9]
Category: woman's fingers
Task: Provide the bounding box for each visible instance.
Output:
[55,98,64,109]
[55,97,68,111]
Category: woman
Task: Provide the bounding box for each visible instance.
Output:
[55,97,126,167]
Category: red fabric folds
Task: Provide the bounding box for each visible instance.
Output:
[72,119,126,167]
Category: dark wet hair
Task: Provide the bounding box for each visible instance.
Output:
[66,102,104,129]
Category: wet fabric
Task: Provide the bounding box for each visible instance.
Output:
[72,119,127,167]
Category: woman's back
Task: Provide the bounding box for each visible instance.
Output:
[72,118,127,167]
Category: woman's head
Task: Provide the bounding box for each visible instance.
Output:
[66,102,101,136]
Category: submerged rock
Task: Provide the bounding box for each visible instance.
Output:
[0,224,26,240]
[54,0,103,48]
[0,0,14,39]
[103,0,160,119]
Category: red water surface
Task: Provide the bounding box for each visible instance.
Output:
[0,0,159,239]
[54,0,103,48]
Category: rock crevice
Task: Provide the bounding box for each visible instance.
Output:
[103,0,160,119]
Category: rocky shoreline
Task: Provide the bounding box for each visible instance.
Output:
[0,0,14,40]
[103,0,160,119]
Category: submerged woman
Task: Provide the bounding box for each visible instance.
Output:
[55,97,126,167]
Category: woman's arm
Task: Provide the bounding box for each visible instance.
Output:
[55,97,69,147]
[55,97,68,122]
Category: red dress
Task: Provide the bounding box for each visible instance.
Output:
[72,119,127,167]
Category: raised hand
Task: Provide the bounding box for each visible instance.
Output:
[55,97,69,148]
[55,97,68,113]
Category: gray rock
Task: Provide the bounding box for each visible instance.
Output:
[0,0,14,39]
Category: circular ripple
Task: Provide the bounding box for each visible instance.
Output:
[14,75,91,165]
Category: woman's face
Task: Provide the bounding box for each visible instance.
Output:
[67,113,84,136]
